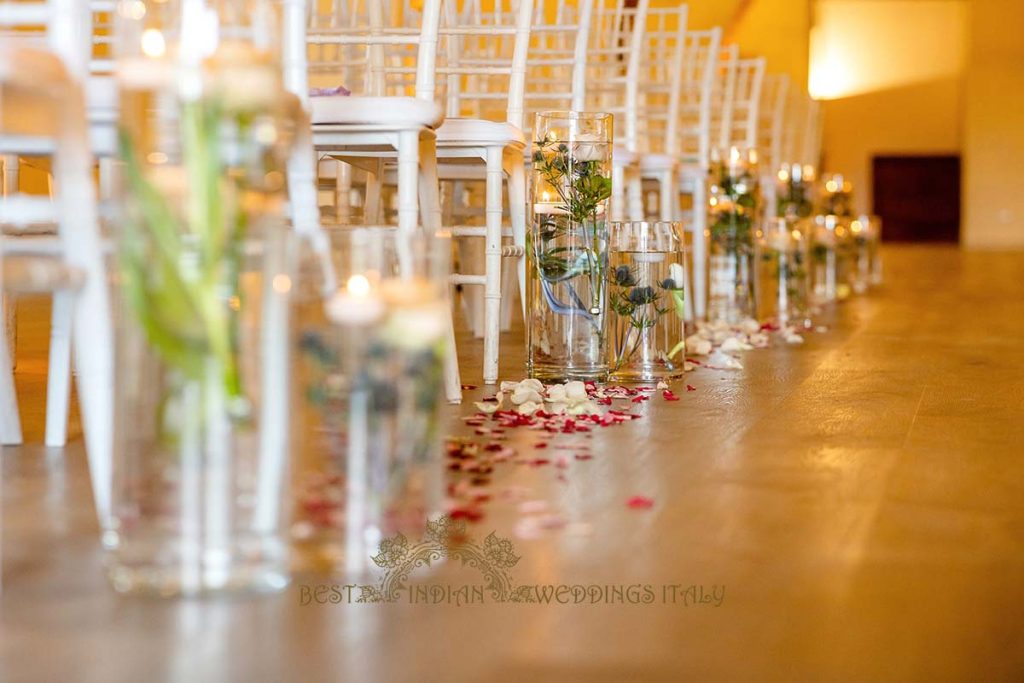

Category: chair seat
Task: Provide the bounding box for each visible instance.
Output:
[310,95,444,128]
[436,118,525,147]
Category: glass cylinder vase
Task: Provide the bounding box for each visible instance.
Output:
[707,147,760,325]
[107,0,295,596]
[527,112,613,382]
[775,163,815,221]
[757,218,809,327]
[292,228,448,578]
[809,214,840,305]
[606,222,688,381]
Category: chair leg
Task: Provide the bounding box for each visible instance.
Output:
[44,290,74,447]
[363,159,385,225]
[627,166,644,222]
[2,154,19,196]
[0,309,23,445]
[98,156,115,201]
[417,134,461,404]
[691,179,708,320]
[396,130,420,232]
[611,162,626,222]
[504,153,528,321]
[2,293,15,370]
[482,146,504,385]
[659,170,677,221]
[334,159,352,224]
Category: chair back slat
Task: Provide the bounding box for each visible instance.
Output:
[758,73,789,171]
[729,56,766,151]
[439,0,534,129]
[636,4,688,156]
[674,27,721,164]
[458,0,591,139]
[586,0,650,153]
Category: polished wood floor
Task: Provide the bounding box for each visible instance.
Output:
[2,245,1023,682]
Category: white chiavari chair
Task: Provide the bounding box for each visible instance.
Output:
[758,73,790,216]
[801,97,823,170]
[306,0,444,233]
[450,0,592,341]
[634,3,690,221]
[0,0,113,527]
[587,0,649,222]
[431,0,535,385]
[298,0,465,401]
[1,0,118,451]
[726,56,766,154]
[635,27,720,322]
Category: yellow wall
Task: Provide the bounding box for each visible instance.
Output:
[962,0,1024,248]
[731,0,810,88]
[812,0,967,216]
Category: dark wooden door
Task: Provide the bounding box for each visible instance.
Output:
[872,155,960,242]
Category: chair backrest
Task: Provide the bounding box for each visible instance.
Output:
[436,0,534,129]
[800,96,822,169]
[0,0,90,80]
[459,0,592,138]
[305,0,442,102]
[634,4,688,157]
[709,43,739,153]
[758,73,789,171]
[586,0,650,153]
[728,56,766,152]
[674,28,721,165]
[88,0,115,77]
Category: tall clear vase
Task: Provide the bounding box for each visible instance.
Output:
[707,147,760,325]
[106,0,295,596]
[527,112,613,382]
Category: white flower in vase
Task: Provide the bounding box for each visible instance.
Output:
[572,133,608,162]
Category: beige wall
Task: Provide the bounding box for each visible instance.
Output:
[962,0,1024,248]
[812,0,967,216]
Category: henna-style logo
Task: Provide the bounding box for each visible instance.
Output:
[354,515,534,603]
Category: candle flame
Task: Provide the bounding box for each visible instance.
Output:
[346,274,371,297]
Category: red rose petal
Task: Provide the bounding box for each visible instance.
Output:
[662,390,680,401]
[626,495,655,510]
[686,384,696,392]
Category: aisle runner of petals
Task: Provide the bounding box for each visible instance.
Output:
[445,320,826,539]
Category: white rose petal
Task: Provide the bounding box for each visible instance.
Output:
[567,401,600,416]
[516,401,541,415]
[785,333,805,344]
[474,401,500,414]
[547,384,567,402]
[706,350,744,370]
[739,318,761,335]
[720,337,752,352]
[656,381,669,390]
[520,379,545,393]
[511,387,544,405]
[685,335,712,356]
[565,381,588,401]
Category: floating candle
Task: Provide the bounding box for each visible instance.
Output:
[325,274,386,326]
